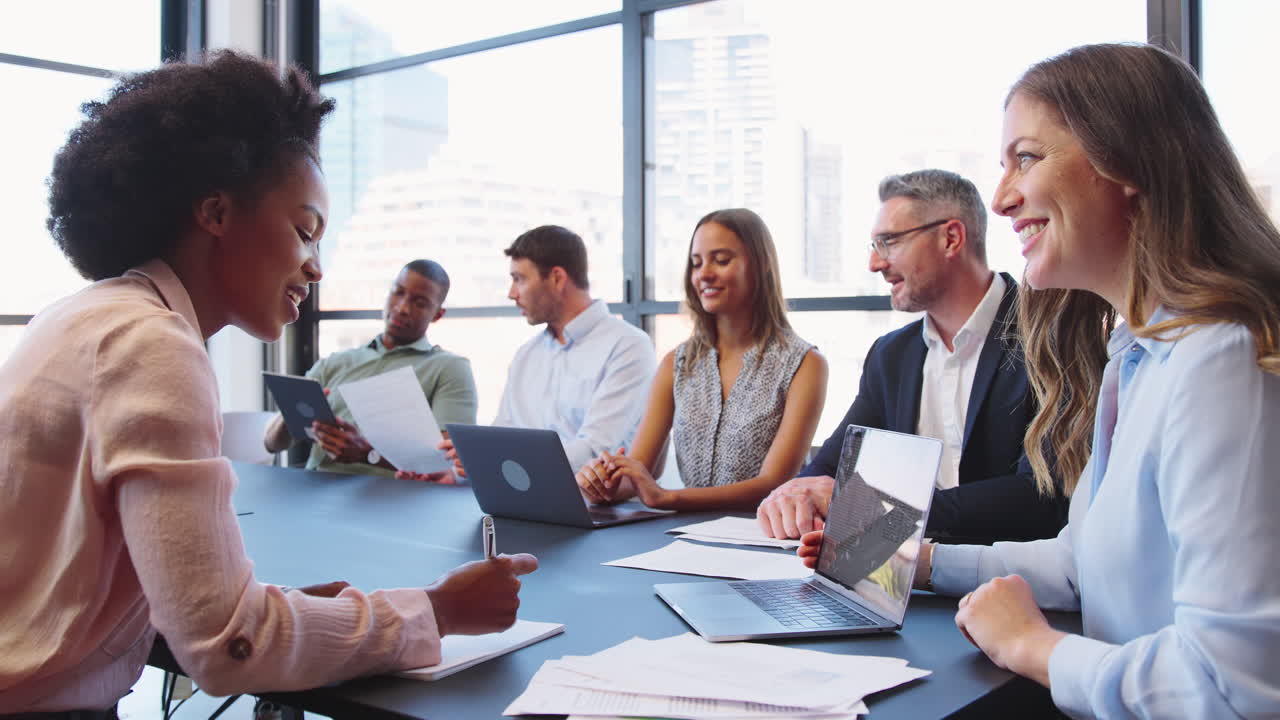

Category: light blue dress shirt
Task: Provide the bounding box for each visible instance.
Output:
[495,299,657,471]
[932,309,1280,718]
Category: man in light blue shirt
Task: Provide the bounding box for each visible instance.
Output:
[444,225,656,475]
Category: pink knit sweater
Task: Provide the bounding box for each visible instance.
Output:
[0,260,441,712]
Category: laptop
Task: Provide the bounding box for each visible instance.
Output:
[446,424,673,528]
[655,425,941,641]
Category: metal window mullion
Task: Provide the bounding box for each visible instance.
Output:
[636,0,713,14]
[319,12,623,84]
[161,0,205,63]
[0,52,118,78]
[282,0,321,470]
[1147,0,1201,71]
[621,0,647,330]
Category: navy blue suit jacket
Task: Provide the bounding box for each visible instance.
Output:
[800,273,1067,544]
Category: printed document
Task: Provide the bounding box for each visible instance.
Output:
[603,540,811,580]
[667,516,802,549]
[337,366,451,474]
[505,633,928,718]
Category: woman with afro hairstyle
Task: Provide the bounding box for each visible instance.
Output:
[0,51,536,717]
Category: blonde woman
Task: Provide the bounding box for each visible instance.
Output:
[798,43,1280,717]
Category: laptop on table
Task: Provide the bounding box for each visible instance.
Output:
[655,425,941,642]
[446,424,672,529]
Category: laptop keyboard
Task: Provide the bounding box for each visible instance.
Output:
[729,579,877,629]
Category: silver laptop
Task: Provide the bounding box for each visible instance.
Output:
[446,424,673,529]
[655,425,941,641]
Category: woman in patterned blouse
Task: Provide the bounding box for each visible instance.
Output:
[576,208,828,510]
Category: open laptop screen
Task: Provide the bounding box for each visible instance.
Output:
[816,426,939,625]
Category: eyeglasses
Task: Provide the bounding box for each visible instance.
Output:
[868,218,951,260]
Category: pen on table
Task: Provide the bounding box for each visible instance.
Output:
[482,514,496,560]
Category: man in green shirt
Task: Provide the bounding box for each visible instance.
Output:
[264,259,478,477]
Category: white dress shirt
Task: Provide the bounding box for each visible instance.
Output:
[932,309,1280,718]
[917,272,1006,489]
[495,299,657,471]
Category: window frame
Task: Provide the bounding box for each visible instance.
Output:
[0,0,203,331]
[282,0,1198,373]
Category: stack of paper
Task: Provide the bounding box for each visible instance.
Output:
[504,633,929,719]
[667,516,802,549]
[603,540,810,580]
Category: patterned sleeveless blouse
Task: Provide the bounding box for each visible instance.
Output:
[672,328,815,488]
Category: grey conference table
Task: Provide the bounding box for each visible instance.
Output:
[153,462,1079,719]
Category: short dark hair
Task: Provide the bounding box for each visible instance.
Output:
[46,50,335,280]
[402,259,451,302]
[878,169,988,263]
[503,225,589,290]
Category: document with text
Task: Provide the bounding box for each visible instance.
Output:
[337,366,451,474]
[505,632,928,719]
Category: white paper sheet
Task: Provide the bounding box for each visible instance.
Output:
[565,707,865,712]
[505,661,869,718]
[603,540,811,580]
[668,516,802,549]
[336,366,451,474]
[587,634,930,706]
[555,635,921,709]
[395,620,564,681]
[564,711,863,720]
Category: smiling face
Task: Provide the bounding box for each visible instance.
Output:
[868,196,949,313]
[383,268,444,347]
[211,153,327,341]
[688,221,754,316]
[991,92,1136,305]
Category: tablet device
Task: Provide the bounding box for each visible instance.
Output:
[263,372,338,442]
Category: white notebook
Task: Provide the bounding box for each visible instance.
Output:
[394,619,565,681]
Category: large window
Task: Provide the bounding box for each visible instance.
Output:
[0,1,161,71]
[308,0,1187,439]
[646,0,1147,302]
[317,23,623,312]
[319,0,620,74]
[0,2,164,365]
[0,65,113,315]
[1202,3,1280,228]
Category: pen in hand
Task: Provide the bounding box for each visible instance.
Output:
[482,514,496,560]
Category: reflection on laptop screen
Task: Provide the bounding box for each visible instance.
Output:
[817,427,936,624]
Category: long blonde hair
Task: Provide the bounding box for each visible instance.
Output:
[1013,43,1280,495]
[681,208,790,367]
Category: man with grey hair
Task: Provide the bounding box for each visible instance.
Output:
[758,169,1066,545]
